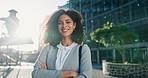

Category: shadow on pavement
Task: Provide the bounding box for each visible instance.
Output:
[16,69,20,78]
[0,67,13,78]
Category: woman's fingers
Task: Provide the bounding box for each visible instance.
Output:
[71,71,78,77]
[39,61,47,69]
[61,71,78,78]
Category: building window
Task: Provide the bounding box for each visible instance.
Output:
[131,1,145,21]
[121,5,130,23]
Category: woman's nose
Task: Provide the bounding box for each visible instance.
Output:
[63,23,67,28]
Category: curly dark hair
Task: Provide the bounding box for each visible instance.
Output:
[40,9,85,46]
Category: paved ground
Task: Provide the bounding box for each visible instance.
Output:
[92,69,117,78]
[0,62,118,78]
[0,62,33,78]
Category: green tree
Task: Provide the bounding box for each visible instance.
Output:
[90,22,137,63]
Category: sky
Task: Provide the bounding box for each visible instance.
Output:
[0,0,68,51]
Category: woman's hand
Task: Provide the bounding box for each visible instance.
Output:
[61,70,78,78]
[39,61,47,69]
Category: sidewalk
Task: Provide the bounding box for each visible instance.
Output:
[0,62,33,78]
[0,62,118,78]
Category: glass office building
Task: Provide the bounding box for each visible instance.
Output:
[63,0,148,64]
[69,0,148,42]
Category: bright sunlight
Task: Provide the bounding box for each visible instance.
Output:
[0,0,68,51]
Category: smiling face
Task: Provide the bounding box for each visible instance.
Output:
[58,14,76,38]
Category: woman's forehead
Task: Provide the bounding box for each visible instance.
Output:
[58,14,72,20]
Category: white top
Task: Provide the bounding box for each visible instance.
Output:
[56,42,78,70]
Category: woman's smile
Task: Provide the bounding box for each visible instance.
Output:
[61,28,69,33]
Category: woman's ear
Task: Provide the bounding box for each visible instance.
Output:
[74,23,76,28]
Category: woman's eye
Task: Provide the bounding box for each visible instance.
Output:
[58,22,62,25]
[66,22,71,24]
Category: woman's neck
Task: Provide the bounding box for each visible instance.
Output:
[61,37,73,46]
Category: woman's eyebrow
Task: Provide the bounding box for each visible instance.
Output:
[65,19,71,21]
[58,19,72,22]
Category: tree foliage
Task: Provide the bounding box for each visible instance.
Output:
[90,22,137,62]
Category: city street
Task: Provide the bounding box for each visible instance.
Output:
[1,0,148,78]
[0,62,33,78]
[0,62,118,78]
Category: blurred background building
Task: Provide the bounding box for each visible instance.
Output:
[0,9,35,66]
[59,0,148,64]
[0,9,19,36]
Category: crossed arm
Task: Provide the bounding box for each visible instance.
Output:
[39,61,78,78]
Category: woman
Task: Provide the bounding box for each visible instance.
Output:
[32,9,92,78]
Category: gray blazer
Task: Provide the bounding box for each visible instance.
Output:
[32,44,92,78]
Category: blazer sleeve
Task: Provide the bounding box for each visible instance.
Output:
[74,44,92,78]
[32,45,62,78]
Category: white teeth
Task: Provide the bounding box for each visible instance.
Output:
[63,29,68,32]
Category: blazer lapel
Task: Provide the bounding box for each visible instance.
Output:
[47,46,58,70]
